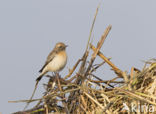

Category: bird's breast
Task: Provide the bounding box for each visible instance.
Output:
[47,51,67,72]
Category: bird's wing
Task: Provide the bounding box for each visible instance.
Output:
[39,50,56,73]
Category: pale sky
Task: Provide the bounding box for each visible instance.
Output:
[0,0,156,113]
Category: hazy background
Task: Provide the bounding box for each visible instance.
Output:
[0,0,155,113]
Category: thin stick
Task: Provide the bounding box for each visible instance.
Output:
[90,44,123,78]
[86,2,101,51]
[23,81,39,110]
[84,92,104,109]
[84,25,112,77]
[8,98,40,103]
[55,73,69,114]
[64,59,82,79]
[88,79,124,83]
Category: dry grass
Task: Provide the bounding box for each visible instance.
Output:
[10,4,156,114]
[11,25,156,114]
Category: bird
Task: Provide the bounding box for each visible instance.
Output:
[36,42,68,81]
[24,42,68,110]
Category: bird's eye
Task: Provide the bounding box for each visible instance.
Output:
[58,45,64,49]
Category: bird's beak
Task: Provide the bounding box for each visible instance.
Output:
[65,45,68,47]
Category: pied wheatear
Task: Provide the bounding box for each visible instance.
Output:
[36,42,68,81]
[24,42,68,110]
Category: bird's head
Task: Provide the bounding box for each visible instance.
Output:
[55,42,68,51]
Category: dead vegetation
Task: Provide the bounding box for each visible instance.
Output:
[10,5,156,114]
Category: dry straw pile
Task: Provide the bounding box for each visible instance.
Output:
[11,6,156,114]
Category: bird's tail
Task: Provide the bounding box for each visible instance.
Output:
[36,71,47,81]
[36,75,43,81]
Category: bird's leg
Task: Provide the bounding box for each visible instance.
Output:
[53,72,58,76]
[54,72,57,76]
[57,72,59,76]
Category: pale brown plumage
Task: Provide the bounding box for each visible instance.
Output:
[24,42,68,110]
[36,42,68,81]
